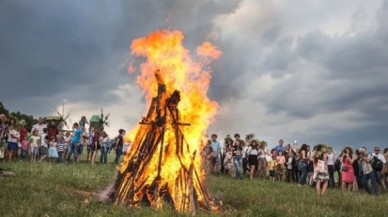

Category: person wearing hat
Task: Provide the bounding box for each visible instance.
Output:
[210,134,221,174]
[19,119,29,160]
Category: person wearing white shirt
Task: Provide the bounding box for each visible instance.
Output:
[7,125,20,161]
[31,117,47,136]
[372,146,386,190]
[327,147,336,188]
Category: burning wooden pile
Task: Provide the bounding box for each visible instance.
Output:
[109,71,217,215]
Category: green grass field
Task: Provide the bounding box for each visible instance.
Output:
[1,156,387,217]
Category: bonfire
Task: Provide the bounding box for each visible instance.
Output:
[109,30,222,215]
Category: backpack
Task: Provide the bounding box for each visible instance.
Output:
[371,155,383,171]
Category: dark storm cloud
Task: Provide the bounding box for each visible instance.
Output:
[204,1,388,149]
[0,0,241,114]
[0,1,128,99]
[1,0,388,148]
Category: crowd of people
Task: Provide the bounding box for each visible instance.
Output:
[203,133,387,195]
[0,114,130,165]
[2,113,387,196]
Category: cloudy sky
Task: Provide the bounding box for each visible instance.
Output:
[1,0,387,151]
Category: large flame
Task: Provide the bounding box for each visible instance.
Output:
[118,29,221,212]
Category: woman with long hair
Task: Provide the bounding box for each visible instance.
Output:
[257,141,268,179]
[298,144,309,186]
[313,144,329,195]
[91,129,101,165]
[307,145,314,186]
[340,146,355,191]
[232,139,243,179]
[223,143,234,177]
[247,140,259,179]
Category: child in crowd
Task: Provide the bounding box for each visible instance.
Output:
[276,150,286,181]
[77,127,88,163]
[63,131,71,162]
[286,151,295,182]
[39,129,49,161]
[48,137,58,163]
[19,120,29,160]
[57,136,65,163]
[87,127,95,162]
[268,150,277,181]
[223,145,234,177]
[30,130,40,161]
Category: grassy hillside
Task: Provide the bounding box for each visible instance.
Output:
[0,158,386,217]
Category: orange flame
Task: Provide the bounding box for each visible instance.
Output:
[119,29,221,212]
[125,29,220,145]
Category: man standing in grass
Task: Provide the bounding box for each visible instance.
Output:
[31,117,47,136]
[114,129,126,164]
[66,123,83,163]
[274,139,285,156]
[359,147,379,195]
[210,134,221,175]
[372,146,386,191]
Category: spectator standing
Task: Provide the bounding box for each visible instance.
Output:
[372,146,386,191]
[222,137,234,174]
[66,123,83,163]
[340,146,355,191]
[63,132,71,162]
[276,150,286,181]
[19,120,29,160]
[31,117,47,136]
[268,149,277,181]
[298,144,309,186]
[114,129,126,164]
[242,140,250,175]
[57,137,65,163]
[286,151,296,182]
[30,130,40,161]
[223,144,234,177]
[78,127,88,162]
[274,139,285,156]
[326,147,336,188]
[87,127,95,162]
[91,129,100,165]
[0,114,8,160]
[257,141,268,179]
[247,140,259,179]
[307,145,314,186]
[359,147,379,195]
[39,133,49,161]
[48,137,59,163]
[210,134,221,175]
[384,148,388,188]
[313,144,329,195]
[232,134,243,179]
[100,131,110,164]
[79,116,88,127]
[47,120,58,141]
[7,125,20,161]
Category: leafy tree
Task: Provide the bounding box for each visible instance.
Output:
[0,102,35,131]
[0,102,9,115]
